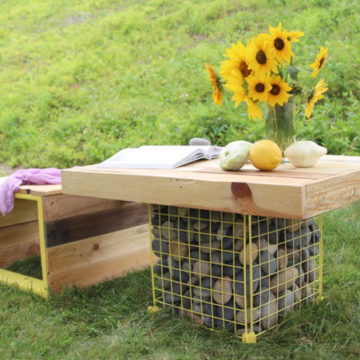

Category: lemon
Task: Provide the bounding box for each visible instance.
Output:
[249,140,282,171]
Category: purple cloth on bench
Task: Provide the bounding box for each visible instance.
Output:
[0,168,61,216]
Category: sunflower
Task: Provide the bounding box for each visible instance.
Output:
[224,70,247,106]
[267,76,292,106]
[220,41,252,81]
[305,79,328,118]
[310,47,328,78]
[245,98,263,120]
[246,34,277,74]
[285,30,304,42]
[268,23,294,63]
[246,74,271,103]
[204,63,222,105]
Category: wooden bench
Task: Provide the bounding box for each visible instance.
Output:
[0,181,152,297]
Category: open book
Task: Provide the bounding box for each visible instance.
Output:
[98,145,222,169]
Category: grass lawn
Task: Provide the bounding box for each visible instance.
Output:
[0,0,359,168]
[0,201,359,360]
[0,0,359,358]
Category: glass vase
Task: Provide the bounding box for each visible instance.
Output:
[266,97,296,153]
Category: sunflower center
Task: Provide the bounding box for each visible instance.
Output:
[319,57,325,68]
[270,84,281,96]
[255,83,265,93]
[274,38,285,51]
[256,50,267,65]
[239,61,252,78]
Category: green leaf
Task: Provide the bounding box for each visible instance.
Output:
[288,66,300,81]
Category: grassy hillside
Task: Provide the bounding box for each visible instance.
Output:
[0,0,359,168]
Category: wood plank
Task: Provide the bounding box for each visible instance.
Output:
[62,169,306,218]
[18,184,62,196]
[45,203,147,247]
[42,193,126,222]
[61,155,360,218]
[305,169,360,217]
[47,224,154,291]
[0,221,39,267]
[0,199,38,228]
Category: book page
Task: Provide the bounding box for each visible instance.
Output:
[98,146,222,169]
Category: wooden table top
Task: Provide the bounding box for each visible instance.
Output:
[61,155,360,219]
[0,177,62,197]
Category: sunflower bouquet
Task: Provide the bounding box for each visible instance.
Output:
[205,23,329,151]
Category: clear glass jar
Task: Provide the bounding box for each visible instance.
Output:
[266,97,296,153]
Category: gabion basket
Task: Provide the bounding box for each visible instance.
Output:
[148,204,323,343]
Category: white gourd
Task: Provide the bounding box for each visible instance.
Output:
[219,140,253,171]
[284,141,327,167]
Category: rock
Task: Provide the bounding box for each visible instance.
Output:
[251,221,271,240]
[169,241,188,261]
[270,267,299,295]
[301,283,314,303]
[285,218,303,232]
[189,208,210,220]
[276,248,288,270]
[260,291,278,329]
[152,227,160,238]
[188,276,199,285]
[189,137,211,146]
[194,232,213,245]
[287,248,309,267]
[193,285,211,300]
[151,215,160,226]
[151,238,169,258]
[177,207,189,217]
[295,265,306,287]
[213,276,232,304]
[193,220,209,231]
[234,294,248,308]
[235,307,260,325]
[233,266,260,296]
[221,237,235,250]
[164,290,181,305]
[216,223,232,241]
[233,221,246,238]
[215,299,236,330]
[223,258,242,277]
[260,249,277,275]
[308,244,320,256]
[182,260,191,271]
[292,284,301,303]
[210,264,222,278]
[239,242,259,265]
[160,221,177,240]
[178,220,193,244]
[193,261,210,277]
[156,272,171,289]
[181,289,192,309]
[153,257,168,275]
[308,220,321,244]
[201,240,221,253]
[180,309,203,325]
[209,211,222,222]
[167,256,180,273]
[303,258,316,283]
[190,249,209,261]
[285,230,311,248]
[254,277,271,307]
[199,276,215,289]
[171,269,189,284]
[278,290,295,316]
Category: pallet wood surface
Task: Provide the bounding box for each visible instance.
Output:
[61,155,360,219]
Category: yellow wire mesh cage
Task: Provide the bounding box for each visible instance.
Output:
[148,205,323,343]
